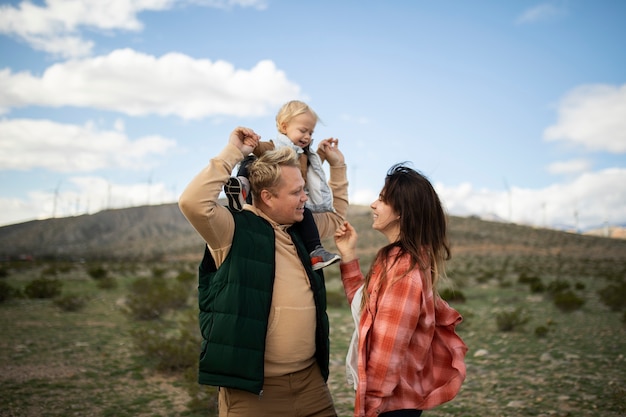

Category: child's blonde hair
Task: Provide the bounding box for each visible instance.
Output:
[276,100,319,133]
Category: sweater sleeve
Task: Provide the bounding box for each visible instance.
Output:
[312,163,348,239]
[178,143,243,266]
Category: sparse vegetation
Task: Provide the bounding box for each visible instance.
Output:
[534,325,549,337]
[95,275,118,289]
[53,293,88,312]
[546,278,571,295]
[552,289,586,312]
[518,273,545,293]
[130,311,199,372]
[124,275,190,320]
[0,280,17,302]
[23,276,62,299]
[1,206,626,417]
[87,265,108,280]
[495,306,530,331]
[598,281,626,312]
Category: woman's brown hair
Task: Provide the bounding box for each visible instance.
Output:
[362,163,451,309]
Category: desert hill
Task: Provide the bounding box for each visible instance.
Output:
[1,203,625,262]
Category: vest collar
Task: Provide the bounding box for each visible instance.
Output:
[247,205,293,232]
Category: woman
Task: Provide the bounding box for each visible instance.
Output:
[334,163,467,417]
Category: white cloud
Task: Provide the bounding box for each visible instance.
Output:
[350,188,377,207]
[547,159,591,175]
[0,0,166,57]
[544,84,626,153]
[193,0,268,10]
[0,0,267,58]
[22,34,94,59]
[0,49,302,119]
[434,168,626,230]
[516,3,567,25]
[67,175,176,210]
[0,174,178,226]
[0,196,40,227]
[0,118,176,172]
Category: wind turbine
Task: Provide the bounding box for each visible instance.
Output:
[52,181,62,218]
[503,178,512,223]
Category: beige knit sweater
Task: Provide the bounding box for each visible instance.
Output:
[179,143,348,376]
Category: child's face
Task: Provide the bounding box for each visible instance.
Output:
[281,111,317,148]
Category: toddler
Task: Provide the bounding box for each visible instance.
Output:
[225,100,341,270]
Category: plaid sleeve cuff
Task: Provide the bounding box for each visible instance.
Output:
[340,258,363,298]
[340,258,361,278]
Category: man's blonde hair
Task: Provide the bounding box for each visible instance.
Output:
[248,147,300,199]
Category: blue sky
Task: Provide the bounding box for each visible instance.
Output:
[1,0,625,232]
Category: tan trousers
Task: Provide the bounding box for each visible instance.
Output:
[218,362,337,417]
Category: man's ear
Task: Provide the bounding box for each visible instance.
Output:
[259,189,273,207]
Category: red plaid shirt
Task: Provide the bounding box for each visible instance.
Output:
[340,250,467,417]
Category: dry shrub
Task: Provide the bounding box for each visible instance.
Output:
[87,265,108,280]
[495,307,529,332]
[54,293,88,312]
[0,280,18,302]
[598,282,626,312]
[125,276,190,320]
[24,277,63,299]
[553,290,585,312]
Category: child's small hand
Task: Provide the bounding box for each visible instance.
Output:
[243,136,258,148]
[229,126,260,155]
[317,138,344,166]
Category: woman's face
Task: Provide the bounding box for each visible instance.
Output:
[370,192,400,242]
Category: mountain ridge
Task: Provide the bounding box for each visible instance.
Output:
[1,203,625,262]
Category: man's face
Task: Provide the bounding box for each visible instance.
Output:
[265,165,308,225]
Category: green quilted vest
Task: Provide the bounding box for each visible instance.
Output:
[197,210,329,394]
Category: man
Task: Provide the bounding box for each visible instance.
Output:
[178,126,348,417]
